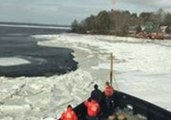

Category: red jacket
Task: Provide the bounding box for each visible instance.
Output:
[60,107,78,120]
[104,85,114,97]
[84,100,100,117]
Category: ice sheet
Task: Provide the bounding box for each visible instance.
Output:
[1,34,171,119]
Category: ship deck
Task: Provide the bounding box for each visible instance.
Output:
[73,91,171,120]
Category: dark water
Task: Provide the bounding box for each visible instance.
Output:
[0,26,78,77]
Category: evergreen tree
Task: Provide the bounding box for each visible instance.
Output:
[136,25,142,33]
[71,20,79,32]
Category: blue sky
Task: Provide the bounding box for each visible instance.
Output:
[0,0,170,25]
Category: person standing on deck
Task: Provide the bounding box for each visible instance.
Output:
[91,84,102,103]
[84,99,100,120]
[60,105,78,120]
[104,81,114,97]
[103,81,115,117]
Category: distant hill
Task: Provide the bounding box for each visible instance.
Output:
[0,21,70,27]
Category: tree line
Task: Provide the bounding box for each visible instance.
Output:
[71,9,171,36]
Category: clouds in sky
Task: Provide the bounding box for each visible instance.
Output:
[118,0,171,11]
[0,0,170,25]
[0,0,113,24]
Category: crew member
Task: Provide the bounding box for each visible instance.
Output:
[104,81,114,97]
[91,84,102,103]
[60,105,78,120]
[84,99,100,120]
[103,82,115,117]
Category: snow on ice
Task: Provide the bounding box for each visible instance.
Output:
[0,33,171,119]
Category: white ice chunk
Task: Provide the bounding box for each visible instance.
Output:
[0,57,30,66]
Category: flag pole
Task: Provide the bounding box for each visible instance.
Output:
[110,53,119,90]
[110,53,113,86]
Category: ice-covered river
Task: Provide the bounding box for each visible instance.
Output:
[1,33,171,120]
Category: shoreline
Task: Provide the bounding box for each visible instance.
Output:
[71,32,171,41]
